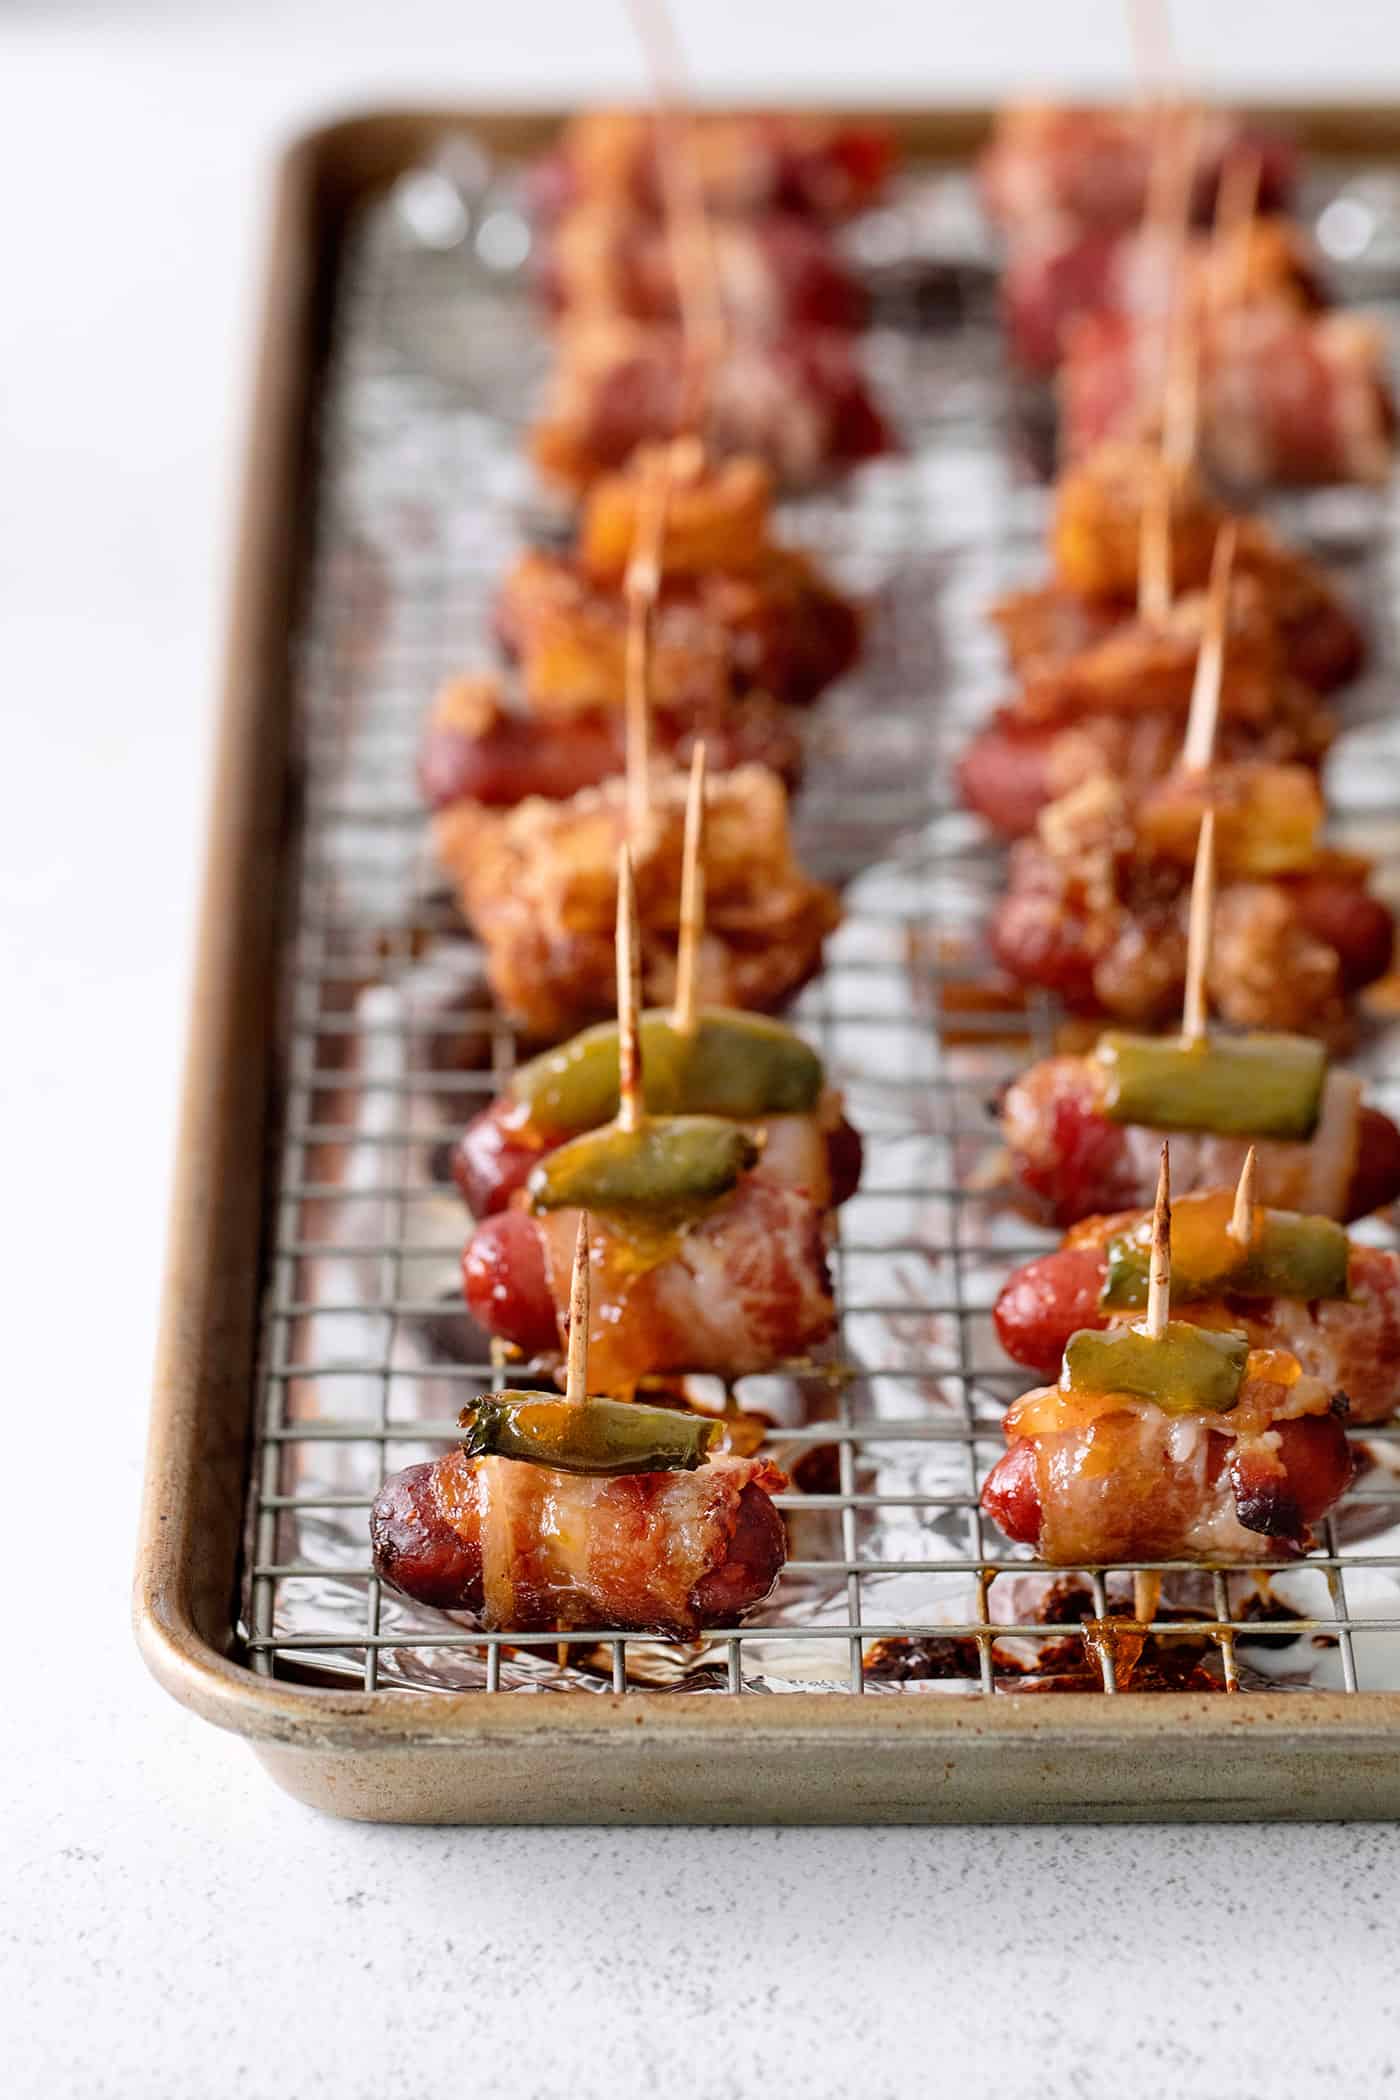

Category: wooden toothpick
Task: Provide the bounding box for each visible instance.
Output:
[623,587,651,844]
[1212,145,1262,335]
[1138,451,1173,626]
[1127,0,1178,103]
[1133,1569,1163,1632]
[1229,1145,1259,1248]
[564,1210,591,1406]
[1161,298,1200,471]
[1180,804,1217,1047]
[1144,1141,1173,1342]
[1140,101,1202,464]
[1180,521,1237,775]
[1141,98,1190,239]
[1161,110,1205,468]
[615,844,645,1133]
[672,740,707,1036]
[624,0,728,428]
[623,448,674,843]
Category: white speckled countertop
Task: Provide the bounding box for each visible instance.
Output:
[6,5,1400,2092]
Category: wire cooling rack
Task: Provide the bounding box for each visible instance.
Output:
[242,151,1400,1701]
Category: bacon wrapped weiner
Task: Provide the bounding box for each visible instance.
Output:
[495,447,862,714]
[435,763,839,1043]
[961,580,1337,838]
[372,1442,787,1635]
[996,574,1311,728]
[423,448,859,817]
[464,1175,836,1393]
[538,203,867,333]
[978,103,1295,239]
[1001,210,1322,379]
[453,1008,861,1219]
[987,772,1393,1036]
[419,671,802,812]
[1000,1043,1400,1228]
[496,546,858,715]
[985,1130,1354,1564]
[381,1154,796,1638]
[981,1348,1353,1565]
[529,318,892,494]
[1061,304,1395,488]
[960,695,1334,842]
[1027,442,1365,687]
[530,109,895,226]
[994,1195,1400,1423]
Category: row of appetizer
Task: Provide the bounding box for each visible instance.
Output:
[379,109,891,1643]
[982,99,1395,486]
[973,97,1399,1582]
[368,105,1400,1660]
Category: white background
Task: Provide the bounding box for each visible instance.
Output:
[5,5,1400,2095]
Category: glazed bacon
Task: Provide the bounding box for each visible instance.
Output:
[999,1052,1400,1228]
[371,1445,787,1636]
[421,447,857,814]
[1006,576,1303,726]
[977,103,1295,239]
[959,693,1333,843]
[1061,303,1395,487]
[530,109,895,226]
[419,670,802,813]
[961,580,1337,838]
[1050,442,1227,604]
[989,580,1121,675]
[496,449,862,713]
[987,773,1393,1035]
[434,763,839,1041]
[994,560,1362,703]
[537,204,868,334]
[1002,211,1322,379]
[994,1224,1400,1423]
[528,317,892,494]
[578,439,773,578]
[497,545,859,714]
[463,1180,836,1393]
[981,1362,1353,1564]
[1032,442,1365,689]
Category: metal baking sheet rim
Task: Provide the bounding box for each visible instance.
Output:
[134,103,1400,1825]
